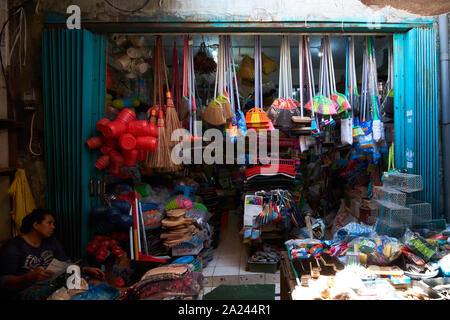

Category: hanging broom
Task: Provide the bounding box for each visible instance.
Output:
[160,37,182,148]
[154,109,171,168]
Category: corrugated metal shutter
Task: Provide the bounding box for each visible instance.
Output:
[394,27,439,218]
[42,29,106,259]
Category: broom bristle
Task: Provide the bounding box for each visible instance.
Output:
[202,103,226,126]
[165,106,182,148]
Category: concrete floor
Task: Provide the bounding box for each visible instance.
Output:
[201,210,280,299]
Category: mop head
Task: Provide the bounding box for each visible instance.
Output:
[372,119,383,143]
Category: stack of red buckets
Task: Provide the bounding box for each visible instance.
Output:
[85,109,158,177]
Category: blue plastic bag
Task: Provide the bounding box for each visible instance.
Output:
[71,282,119,300]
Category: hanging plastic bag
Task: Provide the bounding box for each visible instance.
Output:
[367,37,384,143]
[341,118,353,146]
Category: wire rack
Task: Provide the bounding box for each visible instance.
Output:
[407,202,432,226]
[373,185,407,206]
[383,172,423,193]
[374,199,413,237]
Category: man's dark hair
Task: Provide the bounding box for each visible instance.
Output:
[20,209,55,234]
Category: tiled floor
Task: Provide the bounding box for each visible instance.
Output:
[202,210,281,295]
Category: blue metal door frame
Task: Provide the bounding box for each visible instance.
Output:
[42,16,440,249]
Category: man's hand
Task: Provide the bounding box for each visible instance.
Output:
[27,267,55,282]
[81,266,105,281]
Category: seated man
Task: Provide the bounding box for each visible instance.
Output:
[0,209,105,300]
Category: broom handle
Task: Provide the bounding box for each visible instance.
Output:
[187,38,192,135]
[183,35,188,97]
[279,36,284,99]
[259,37,263,109]
[229,36,241,112]
[189,39,198,136]
[319,38,324,96]
[328,37,336,94]
[306,36,314,116]
[299,35,304,116]
[161,37,171,98]
[254,36,259,109]
[153,38,157,107]
[213,38,219,99]
[156,36,163,107]
[172,41,180,111]
[227,36,236,113]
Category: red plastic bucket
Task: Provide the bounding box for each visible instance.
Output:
[118,133,137,150]
[145,123,159,137]
[122,149,138,167]
[128,120,150,136]
[110,150,124,164]
[96,118,110,132]
[85,136,103,149]
[109,162,122,176]
[94,155,110,170]
[100,145,113,155]
[137,149,148,161]
[116,108,136,124]
[102,121,126,138]
[136,136,158,152]
[104,138,118,148]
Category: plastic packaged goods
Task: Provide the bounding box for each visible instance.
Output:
[333,222,377,242]
[403,228,438,262]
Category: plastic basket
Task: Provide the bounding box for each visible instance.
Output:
[383,172,423,193]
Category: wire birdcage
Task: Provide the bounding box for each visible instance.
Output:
[383,172,423,193]
[373,185,407,206]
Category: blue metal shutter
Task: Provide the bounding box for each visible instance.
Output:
[394,27,439,218]
[42,29,106,259]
